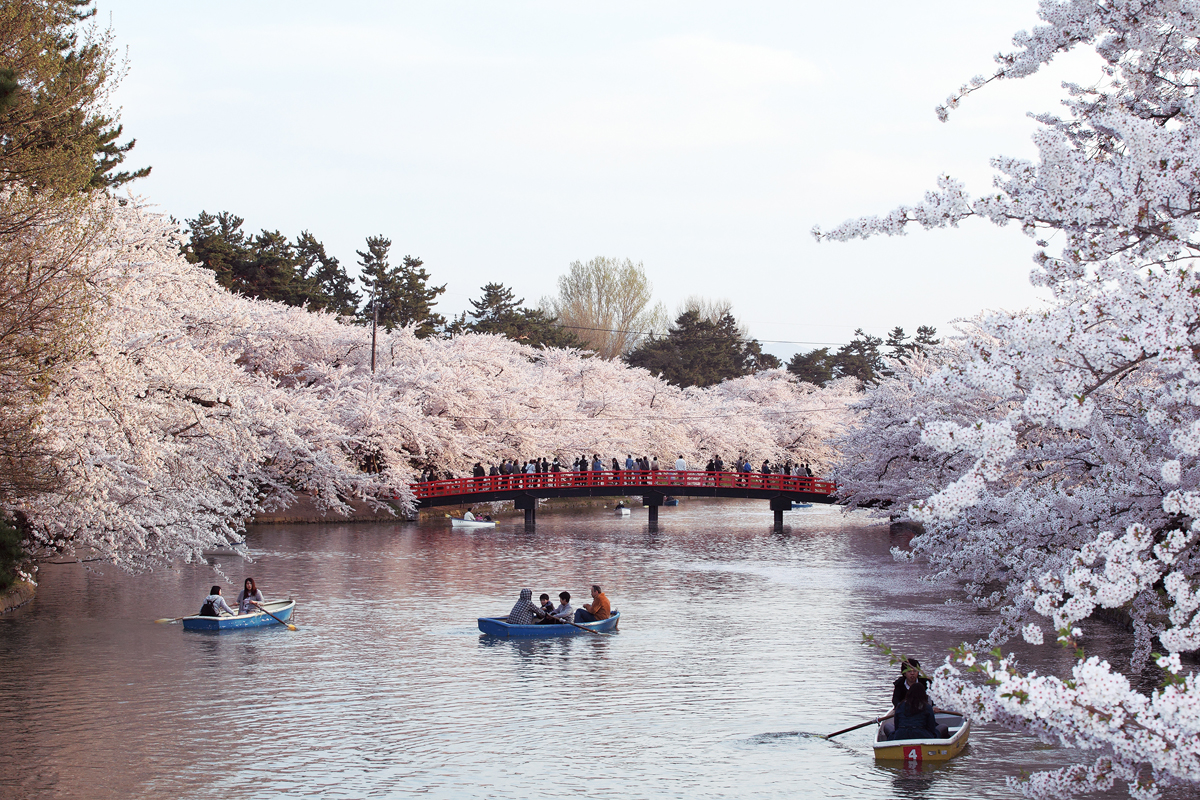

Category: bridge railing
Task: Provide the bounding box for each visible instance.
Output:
[411,469,836,501]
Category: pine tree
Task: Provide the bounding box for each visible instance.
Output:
[0,1,149,195]
[184,212,358,313]
[914,325,941,348]
[294,231,360,316]
[787,347,834,385]
[832,329,884,383]
[184,211,253,291]
[356,240,445,338]
[455,282,581,349]
[467,282,522,333]
[247,229,303,304]
[625,309,772,387]
[885,326,910,360]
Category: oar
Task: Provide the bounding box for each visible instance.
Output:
[824,710,965,740]
[825,718,882,739]
[253,601,298,631]
[154,615,187,624]
[531,607,612,636]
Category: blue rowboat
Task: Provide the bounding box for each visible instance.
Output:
[181,600,296,632]
[478,611,620,638]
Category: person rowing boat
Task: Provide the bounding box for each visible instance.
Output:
[236,577,264,615]
[875,681,948,740]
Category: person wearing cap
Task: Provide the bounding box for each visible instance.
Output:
[891,658,930,707]
[881,658,933,738]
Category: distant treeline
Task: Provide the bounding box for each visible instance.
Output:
[181,212,937,389]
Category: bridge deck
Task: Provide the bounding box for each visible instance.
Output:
[412,470,836,508]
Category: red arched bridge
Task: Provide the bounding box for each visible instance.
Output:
[411,470,837,529]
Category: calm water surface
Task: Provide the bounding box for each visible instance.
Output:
[0,501,1156,799]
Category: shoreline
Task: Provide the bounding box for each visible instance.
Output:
[249,494,675,526]
[1,579,36,614]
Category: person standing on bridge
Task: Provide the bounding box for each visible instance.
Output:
[625,454,635,471]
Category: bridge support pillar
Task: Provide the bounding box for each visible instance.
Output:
[769,497,792,532]
[643,491,664,526]
[514,495,537,529]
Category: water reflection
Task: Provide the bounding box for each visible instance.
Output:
[0,499,1178,799]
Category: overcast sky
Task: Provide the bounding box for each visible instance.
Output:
[94,1,1102,360]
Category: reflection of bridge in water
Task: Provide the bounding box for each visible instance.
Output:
[412,470,838,530]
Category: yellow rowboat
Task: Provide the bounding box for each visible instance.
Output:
[873,713,970,763]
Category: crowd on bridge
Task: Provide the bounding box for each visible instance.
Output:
[417,455,815,483]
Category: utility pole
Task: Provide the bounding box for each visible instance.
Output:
[370,283,378,374]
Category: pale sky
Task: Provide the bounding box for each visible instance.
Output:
[95,1,1102,361]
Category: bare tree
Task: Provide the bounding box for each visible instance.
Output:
[540,257,667,359]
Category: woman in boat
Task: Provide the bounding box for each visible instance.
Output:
[237,577,265,615]
[507,588,537,625]
[200,585,236,617]
[880,681,942,741]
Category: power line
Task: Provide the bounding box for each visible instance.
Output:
[442,404,848,424]
[552,324,849,347]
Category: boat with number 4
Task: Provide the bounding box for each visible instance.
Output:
[873,713,970,762]
[181,600,296,631]
[478,611,621,638]
[450,518,496,528]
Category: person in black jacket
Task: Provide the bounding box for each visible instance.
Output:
[891,659,931,707]
[880,659,932,738]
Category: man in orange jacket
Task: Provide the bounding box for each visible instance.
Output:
[574,584,610,623]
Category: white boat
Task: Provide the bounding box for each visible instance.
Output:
[615,507,631,516]
[450,518,496,528]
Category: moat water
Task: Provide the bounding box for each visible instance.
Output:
[0,500,1165,799]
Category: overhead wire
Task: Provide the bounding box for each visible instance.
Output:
[551,323,850,347]
[440,404,848,424]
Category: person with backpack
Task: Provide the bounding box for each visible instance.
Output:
[199,586,235,617]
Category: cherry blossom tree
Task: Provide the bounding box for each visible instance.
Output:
[9,198,854,574]
[820,2,1200,796]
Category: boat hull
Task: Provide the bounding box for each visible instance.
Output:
[478,611,620,638]
[451,518,496,528]
[873,714,970,762]
[181,600,296,631]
